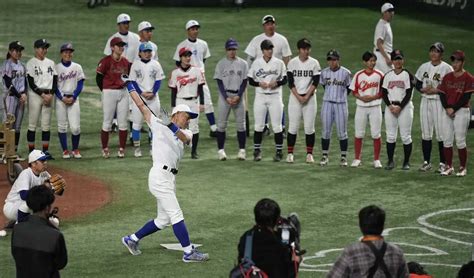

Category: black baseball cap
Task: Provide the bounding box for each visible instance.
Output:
[9,41,25,51]
[390,49,404,60]
[362,51,376,61]
[297,38,311,49]
[327,49,340,60]
[34,39,50,49]
[260,39,274,50]
[430,42,445,53]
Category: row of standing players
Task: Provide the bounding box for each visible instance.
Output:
[1,13,472,177]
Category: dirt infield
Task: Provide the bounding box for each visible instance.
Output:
[0,163,111,225]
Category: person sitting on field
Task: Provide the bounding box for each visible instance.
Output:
[327,205,409,277]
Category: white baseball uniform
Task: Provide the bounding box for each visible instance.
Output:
[350,69,384,139]
[104,32,141,63]
[129,59,165,131]
[55,61,85,135]
[373,19,393,74]
[3,168,50,220]
[26,57,57,132]
[415,61,453,141]
[169,66,205,134]
[382,69,414,144]
[287,56,321,135]
[245,32,292,61]
[173,39,214,114]
[248,56,287,133]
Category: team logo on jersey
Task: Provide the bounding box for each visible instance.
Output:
[149,69,158,79]
[34,66,43,76]
[387,80,406,89]
[11,70,25,79]
[255,68,278,78]
[177,75,197,86]
[433,73,441,82]
[222,70,243,78]
[135,69,143,80]
[324,78,346,86]
[359,81,379,92]
[47,66,54,75]
[292,70,313,77]
[59,71,78,82]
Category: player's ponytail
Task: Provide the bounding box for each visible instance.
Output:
[6,52,11,59]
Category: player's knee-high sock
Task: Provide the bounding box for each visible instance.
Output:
[373,138,381,161]
[42,131,50,151]
[118,130,128,150]
[237,131,246,149]
[132,129,141,147]
[245,111,250,137]
[458,148,467,169]
[101,130,109,149]
[444,147,453,168]
[340,139,348,157]
[206,113,217,132]
[253,131,263,151]
[132,219,160,241]
[14,132,20,152]
[172,220,192,252]
[191,133,199,154]
[438,141,446,164]
[216,131,225,150]
[305,133,315,154]
[287,133,297,154]
[274,132,283,152]
[403,143,412,165]
[58,132,68,151]
[387,142,396,163]
[422,139,432,163]
[27,130,35,152]
[354,137,363,160]
[321,138,330,156]
[72,134,80,151]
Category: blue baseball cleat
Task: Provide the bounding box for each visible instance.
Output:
[182,247,209,263]
[122,235,141,256]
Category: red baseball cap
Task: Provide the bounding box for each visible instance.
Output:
[179,47,192,57]
[110,37,127,47]
[450,50,465,61]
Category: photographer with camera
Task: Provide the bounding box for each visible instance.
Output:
[234,198,302,278]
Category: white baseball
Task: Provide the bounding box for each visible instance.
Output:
[0,230,7,237]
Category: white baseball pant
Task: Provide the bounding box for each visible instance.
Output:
[384,102,414,144]
[253,93,283,133]
[27,92,53,131]
[101,89,129,131]
[56,98,80,135]
[374,51,393,74]
[355,105,382,139]
[3,201,31,221]
[442,107,470,149]
[420,97,444,141]
[288,93,316,135]
[203,84,214,114]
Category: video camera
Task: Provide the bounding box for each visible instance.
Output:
[276,213,306,256]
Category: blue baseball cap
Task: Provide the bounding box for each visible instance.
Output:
[225,38,238,49]
[139,42,153,52]
[60,42,74,52]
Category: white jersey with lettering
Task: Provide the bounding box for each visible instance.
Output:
[287,56,321,94]
[104,32,141,62]
[26,57,57,90]
[245,32,292,60]
[130,59,165,93]
[248,56,287,95]
[169,66,205,98]
[56,62,85,95]
[382,69,413,103]
[350,69,384,107]
[173,39,210,72]
[415,61,453,100]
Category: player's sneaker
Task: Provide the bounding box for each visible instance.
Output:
[385,161,395,170]
[440,166,454,176]
[418,161,432,172]
[134,147,142,158]
[436,163,446,173]
[456,167,467,177]
[273,151,283,162]
[351,159,362,167]
[102,148,110,159]
[339,157,348,167]
[117,148,125,158]
[286,153,294,163]
[319,156,329,166]
[402,163,411,170]
[121,235,141,256]
[253,150,262,162]
[373,160,383,169]
[182,247,209,263]
[237,149,246,161]
[72,150,82,159]
[62,150,71,159]
[217,149,227,161]
[306,154,315,164]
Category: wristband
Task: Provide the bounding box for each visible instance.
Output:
[167,123,179,134]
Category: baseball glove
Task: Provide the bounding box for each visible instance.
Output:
[49,174,66,196]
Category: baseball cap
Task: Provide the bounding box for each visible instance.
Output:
[28,149,53,163]
[381,3,395,13]
[260,39,274,50]
[179,47,193,57]
[34,39,50,49]
[262,15,275,25]
[225,38,239,49]
[139,42,153,52]
[172,104,198,119]
[327,49,340,60]
[110,37,127,47]
[117,13,131,24]
[450,50,465,61]
[390,49,404,60]
[138,21,155,32]
[362,51,376,61]
[430,42,445,53]
[297,38,311,49]
[185,20,200,30]
[60,42,74,52]
[9,41,25,51]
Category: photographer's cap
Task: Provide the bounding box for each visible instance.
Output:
[172,104,198,119]
[28,150,53,163]
[117,13,131,24]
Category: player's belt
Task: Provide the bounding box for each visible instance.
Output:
[226,90,238,94]
[63,94,74,98]
[181,96,198,100]
[162,165,178,175]
[391,101,401,106]
[262,92,277,95]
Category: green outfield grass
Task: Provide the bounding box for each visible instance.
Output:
[0,1,473,277]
